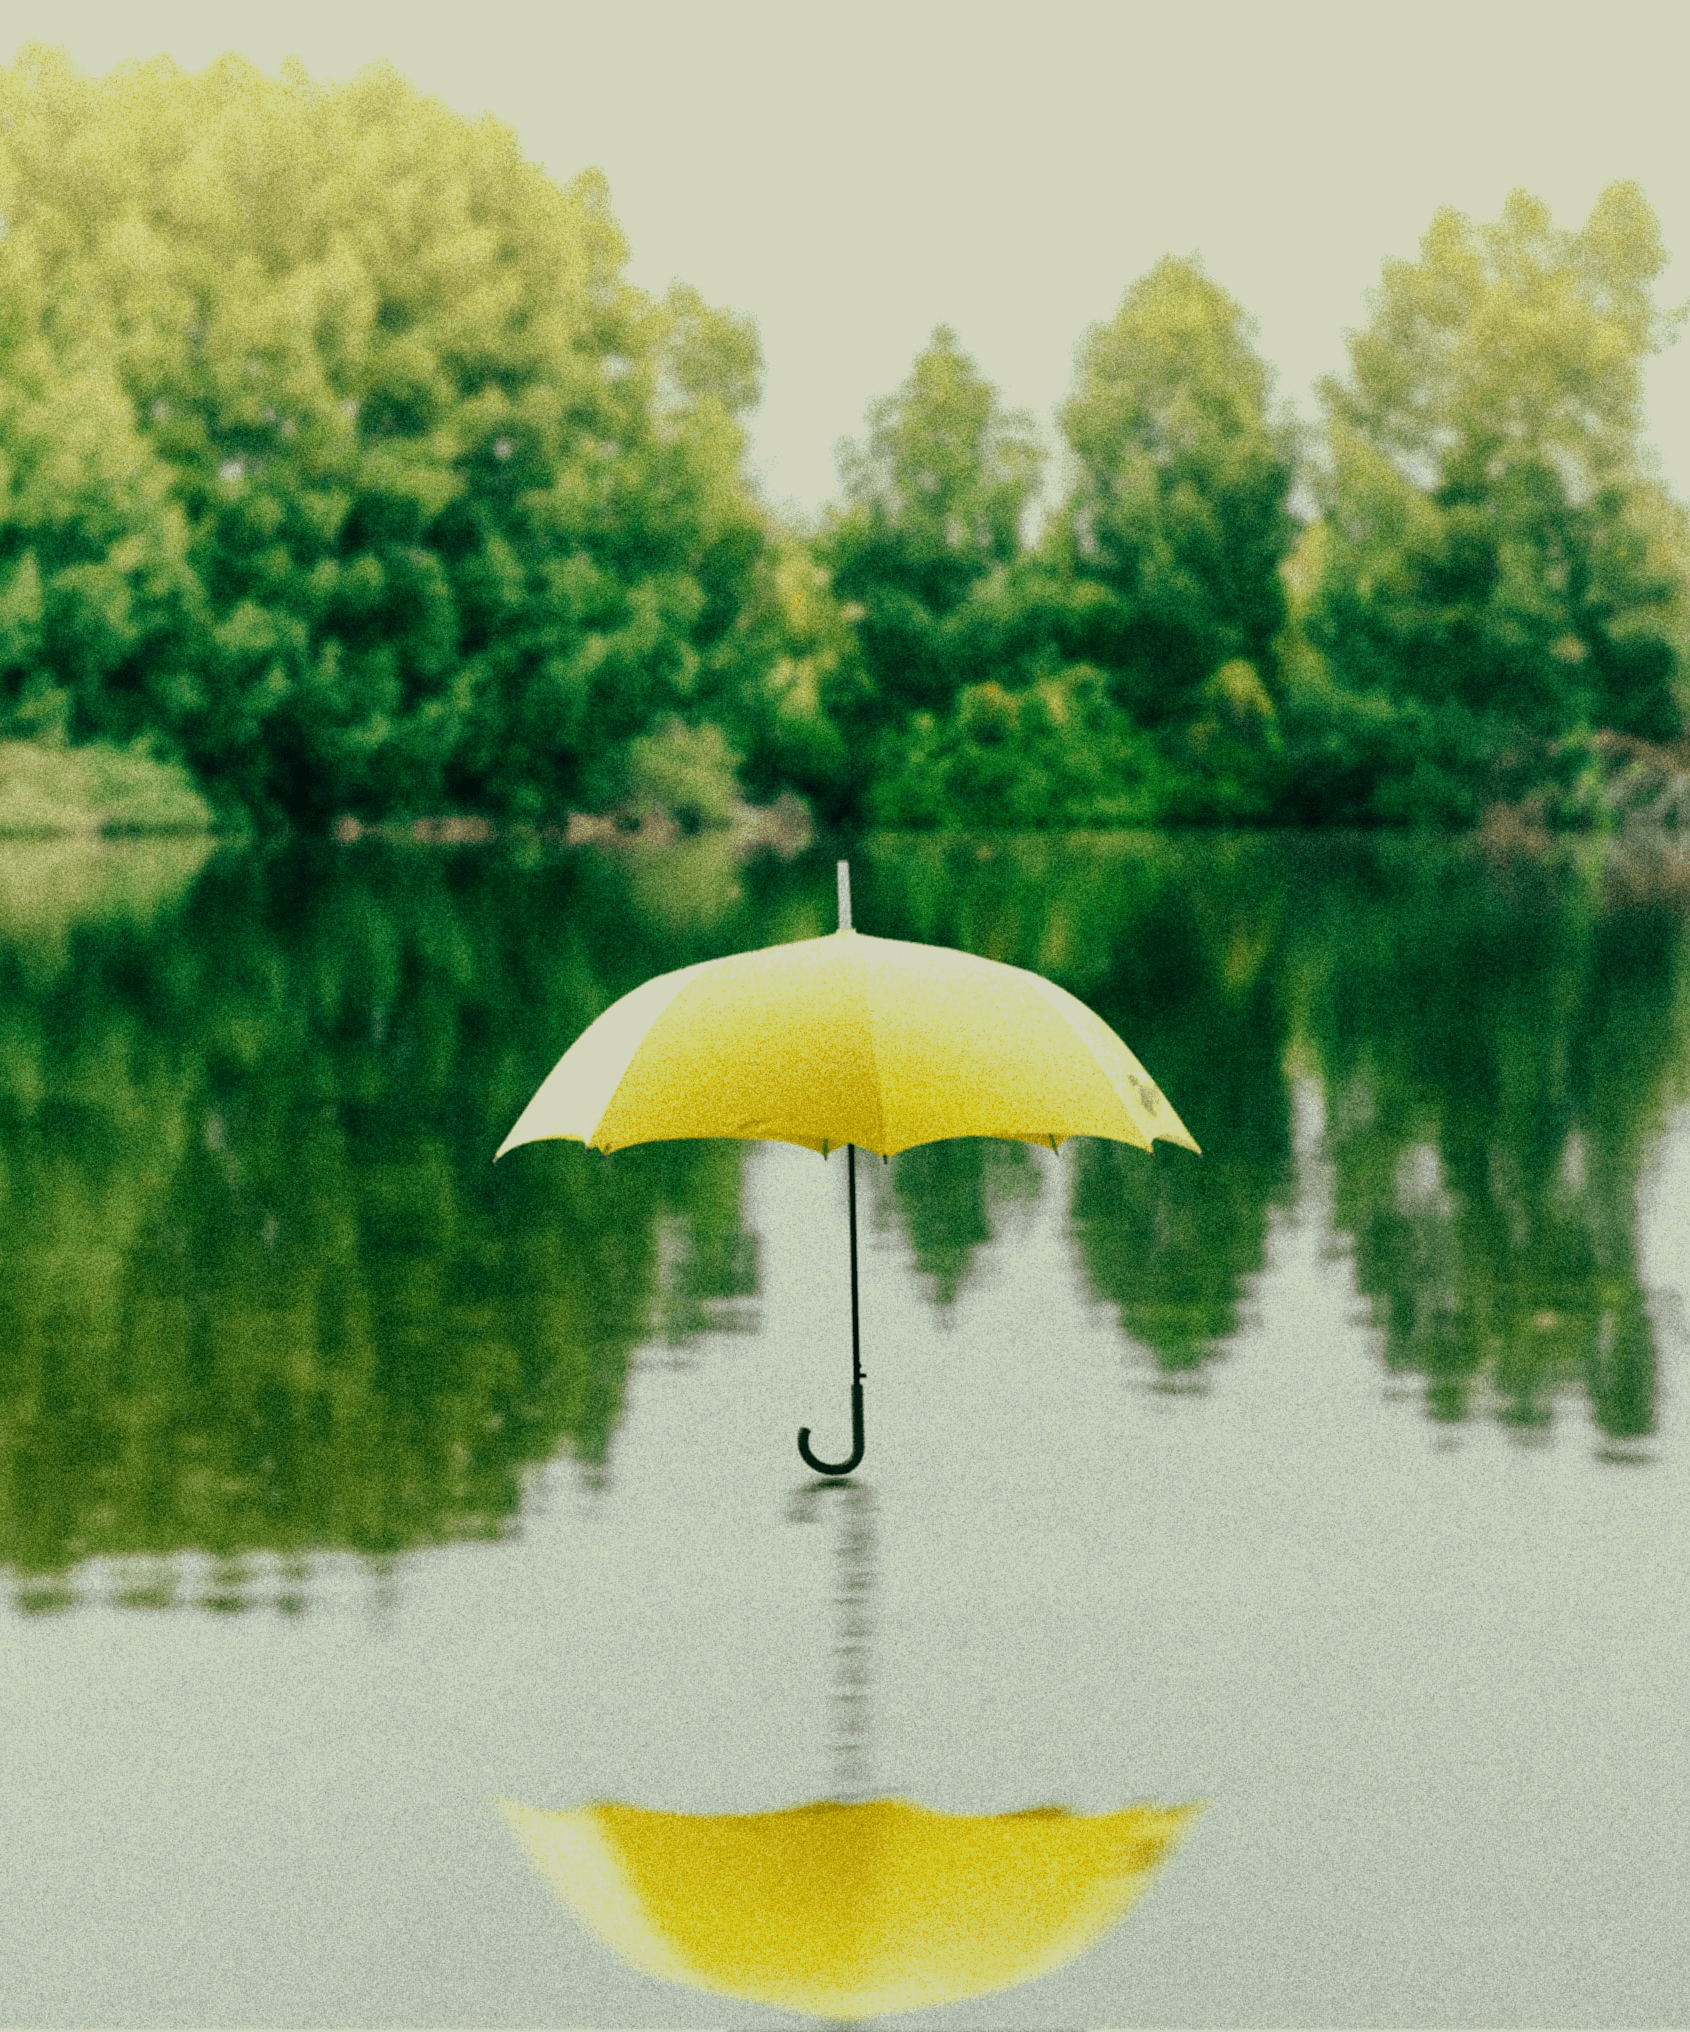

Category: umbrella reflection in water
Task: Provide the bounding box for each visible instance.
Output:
[495,1483,1200,2023]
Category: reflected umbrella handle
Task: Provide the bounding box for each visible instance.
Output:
[798,1380,865,1478]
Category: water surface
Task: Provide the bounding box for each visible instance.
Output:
[3,830,1687,2027]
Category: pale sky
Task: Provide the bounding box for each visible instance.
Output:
[8,0,1690,524]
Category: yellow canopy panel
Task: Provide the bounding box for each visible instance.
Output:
[497,930,1200,1161]
[495,1793,1201,2021]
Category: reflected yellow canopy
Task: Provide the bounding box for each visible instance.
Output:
[494,1794,1200,2021]
[497,929,1199,1161]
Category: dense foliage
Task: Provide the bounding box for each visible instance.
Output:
[1292,183,1690,825]
[780,273,1302,832]
[1055,259,1300,789]
[0,45,766,826]
[1,42,1687,832]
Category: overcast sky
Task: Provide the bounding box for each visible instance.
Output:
[8,0,1690,523]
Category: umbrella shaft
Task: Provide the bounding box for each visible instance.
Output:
[848,1142,861,1389]
[796,1145,867,1476]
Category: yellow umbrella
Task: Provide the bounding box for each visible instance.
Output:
[494,1793,1200,2022]
[498,862,1198,1473]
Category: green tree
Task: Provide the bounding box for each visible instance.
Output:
[1303,183,1690,820]
[1054,254,1300,795]
[813,326,1047,815]
[710,526,859,822]
[867,666,1166,829]
[812,326,1182,829]
[0,46,770,827]
[832,324,1044,619]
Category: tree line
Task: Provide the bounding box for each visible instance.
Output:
[2,44,1687,834]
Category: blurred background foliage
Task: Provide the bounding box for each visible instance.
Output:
[2,45,1688,838]
[0,45,766,831]
[4,830,1685,1607]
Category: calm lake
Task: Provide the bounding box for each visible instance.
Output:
[3,827,1688,2030]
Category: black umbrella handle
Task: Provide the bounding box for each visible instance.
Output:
[798,1140,866,1476]
[798,1380,864,1477]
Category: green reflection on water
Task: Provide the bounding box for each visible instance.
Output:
[0,840,764,1609]
[879,1138,1043,1310]
[864,835,1298,1381]
[2,829,1686,1610]
[1307,836,1690,1445]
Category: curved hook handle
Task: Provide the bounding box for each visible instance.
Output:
[798,1379,865,1477]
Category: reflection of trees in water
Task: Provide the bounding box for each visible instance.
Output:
[1312,843,1690,1448]
[878,1139,1041,1310]
[868,833,1297,1379]
[653,1142,760,1346]
[869,832,1689,1445]
[1072,881,1294,1383]
[0,843,762,1611]
[1071,1142,1248,1383]
[5,829,1685,1616]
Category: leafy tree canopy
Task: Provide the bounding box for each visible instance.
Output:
[800,326,1050,816]
[833,323,1045,598]
[0,44,769,824]
[809,290,1302,831]
[1055,255,1300,732]
[1309,183,1690,752]
[818,324,1045,727]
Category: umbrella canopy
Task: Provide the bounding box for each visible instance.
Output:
[494,1793,1200,2022]
[498,864,1198,1473]
[497,925,1199,1162]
